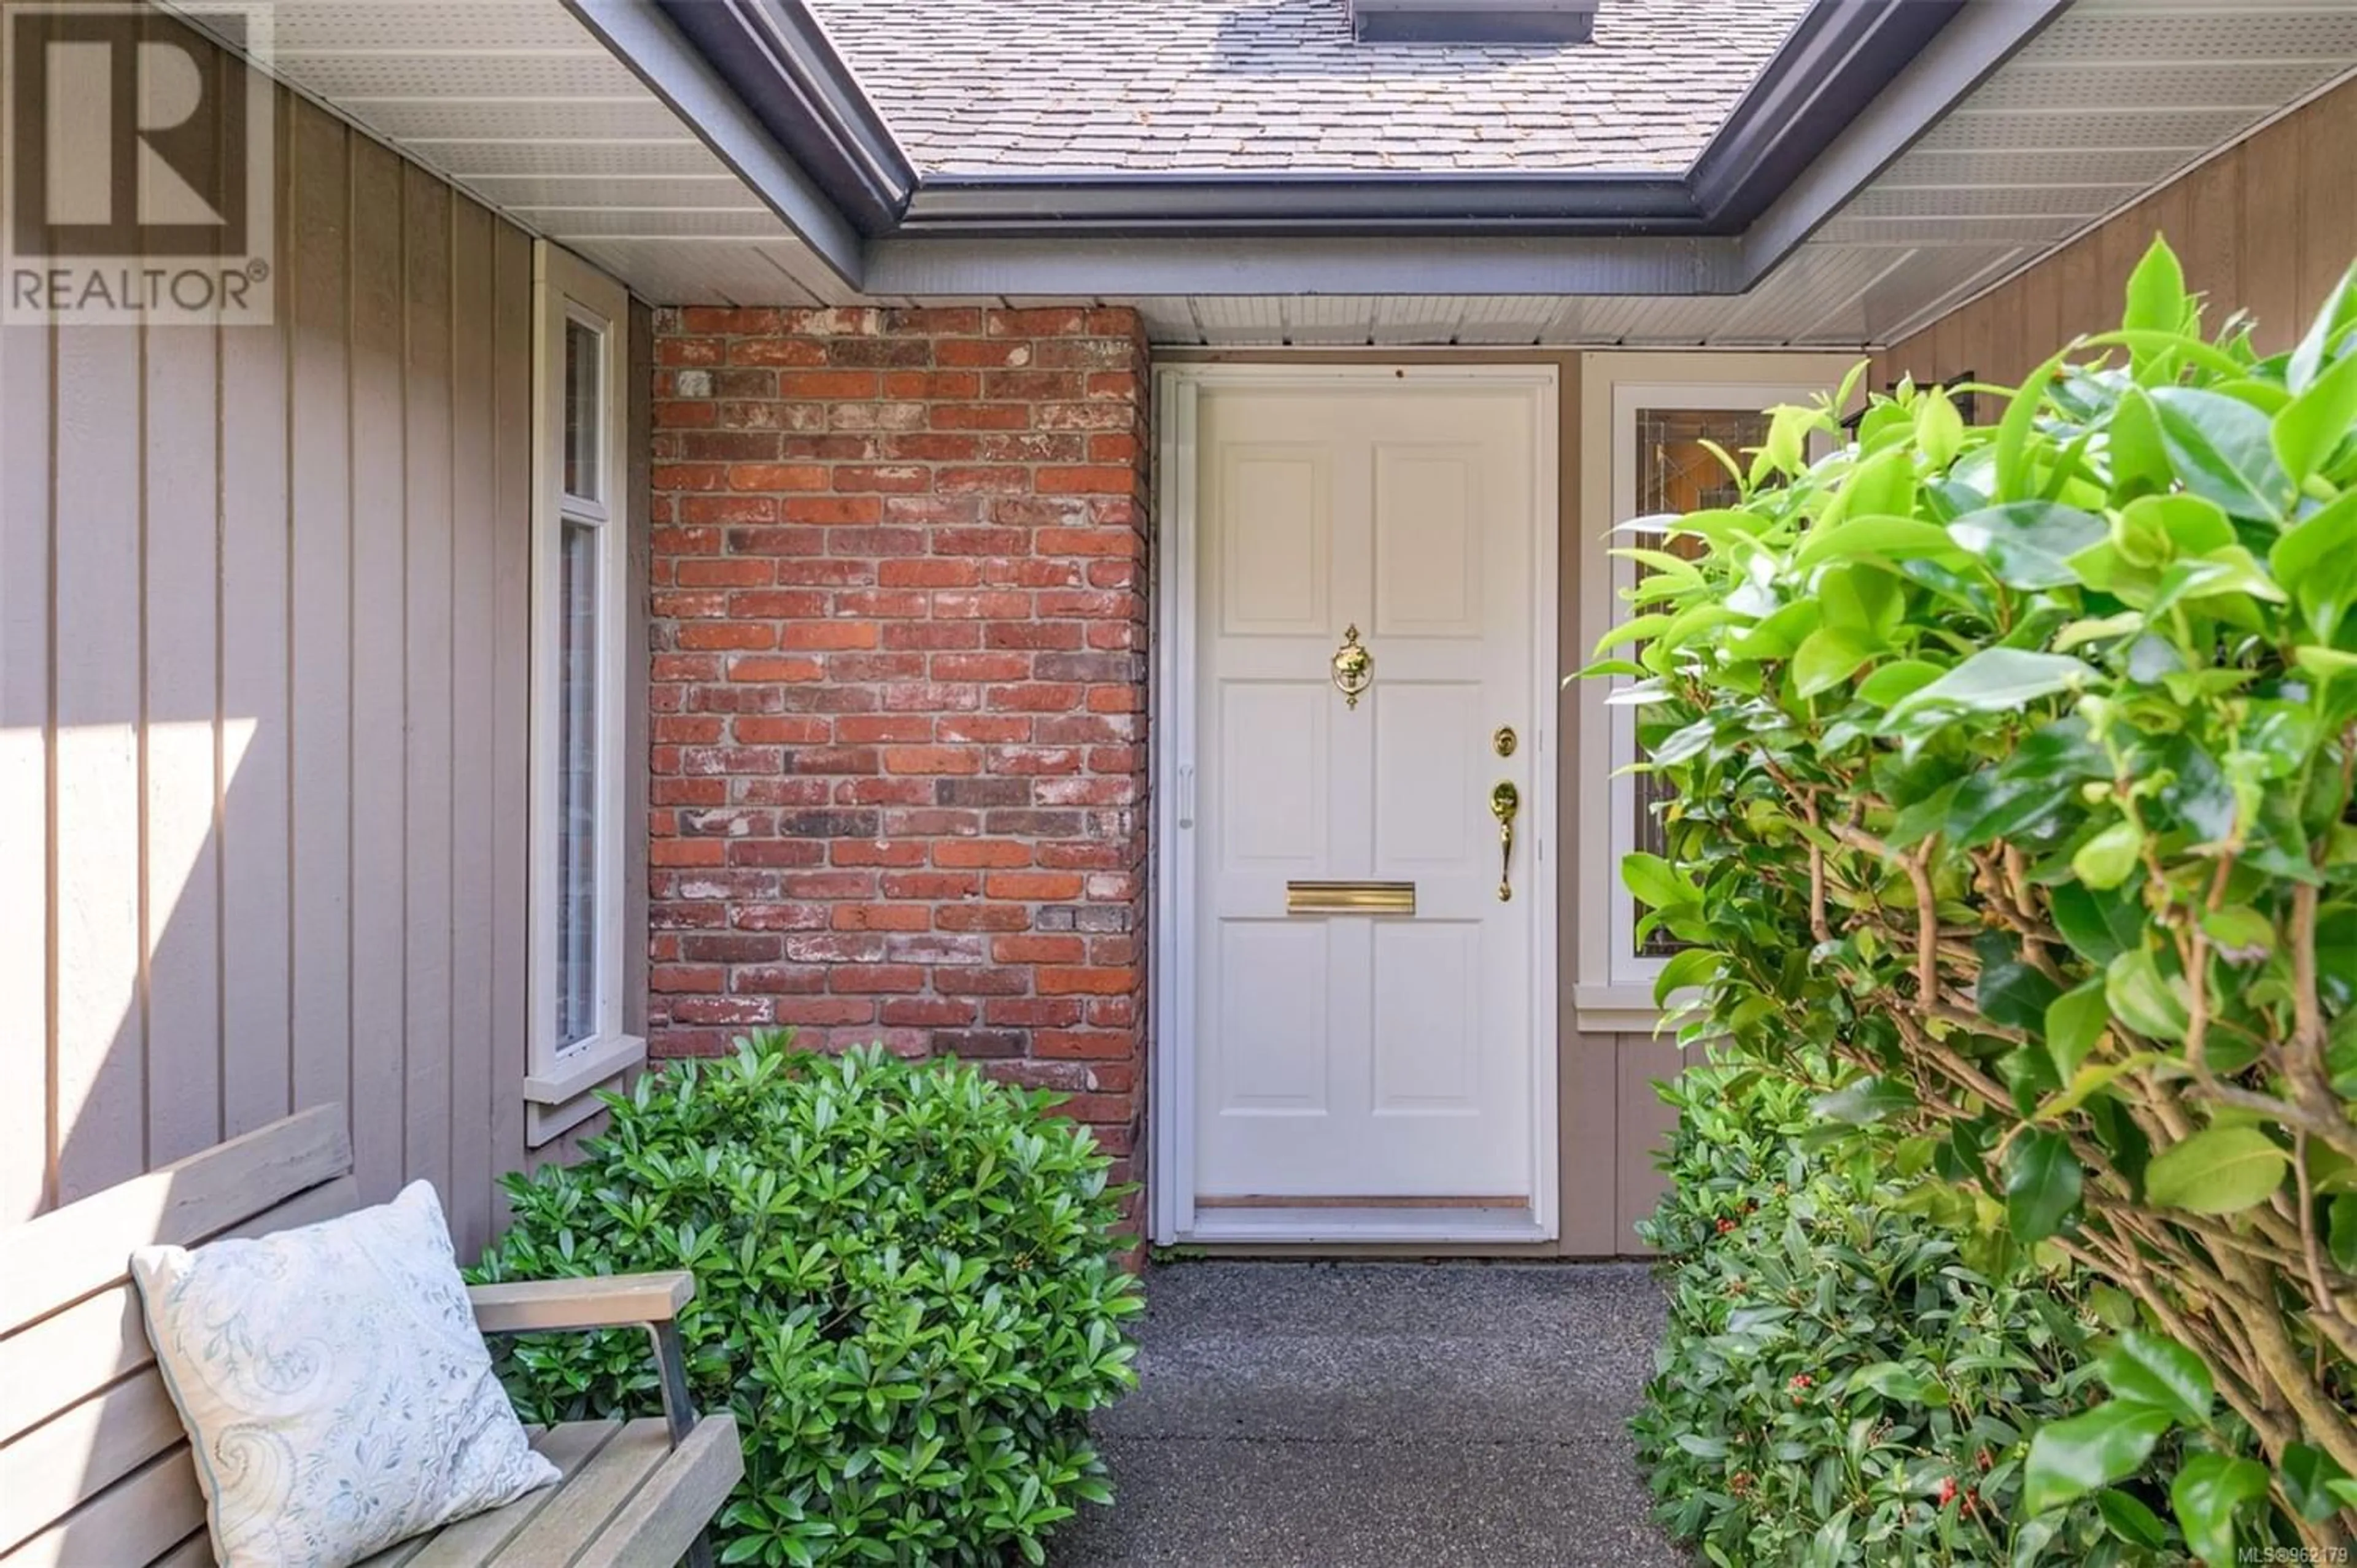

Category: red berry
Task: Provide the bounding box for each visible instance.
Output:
[1937,1477,1958,1507]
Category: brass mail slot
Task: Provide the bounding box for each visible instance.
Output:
[1285,879,1417,916]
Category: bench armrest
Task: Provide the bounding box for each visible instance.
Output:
[468,1271,695,1334]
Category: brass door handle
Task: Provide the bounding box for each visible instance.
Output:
[1490,781,1520,902]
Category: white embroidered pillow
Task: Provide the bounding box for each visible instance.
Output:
[130,1180,559,1568]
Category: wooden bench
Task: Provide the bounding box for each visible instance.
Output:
[0,1106,743,1567]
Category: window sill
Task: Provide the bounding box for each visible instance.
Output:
[523,1033,646,1146]
[1572,984,1692,1035]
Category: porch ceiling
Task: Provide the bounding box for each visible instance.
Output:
[194,0,2357,347]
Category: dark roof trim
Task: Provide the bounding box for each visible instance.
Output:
[1688,0,1960,230]
[563,0,870,287]
[651,0,915,236]
[897,172,1698,239]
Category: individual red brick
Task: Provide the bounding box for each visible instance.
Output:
[1037,967,1136,996]
[884,369,982,400]
[881,996,979,1028]
[781,622,878,652]
[983,870,1085,901]
[994,934,1085,964]
[988,307,1086,336]
[1036,465,1138,495]
[829,965,925,994]
[728,463,829,492]
[780,369,881,398]
[933,840,1032,868]
[726,655,824,683]
[832,904,931,932]
[938,338,1035,368]
[930,402,1032,431]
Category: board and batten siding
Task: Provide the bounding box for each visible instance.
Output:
[0,60,644,1257]
[1872,74,2357,395]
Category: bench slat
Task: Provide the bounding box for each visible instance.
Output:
[466,1272,693,1334]
[149,1529,214,1568]
[390,1421,620,1568]
[1,1173,362,1443]
[1,1106,351,1332]
[571,1416,743,1568]
[488,1419,673,1568]
[0,1445,204,1568]
[0,1368,183,1553]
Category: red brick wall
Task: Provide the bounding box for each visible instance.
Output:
[645,304,1151,1190]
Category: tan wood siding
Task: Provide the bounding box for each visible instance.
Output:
[0,58,563,1259]
[1876,76,2357,393]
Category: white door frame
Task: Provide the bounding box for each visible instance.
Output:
[1150,363,1562,1246]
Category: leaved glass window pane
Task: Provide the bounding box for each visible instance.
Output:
[564,317,602,504]
[556,519,599,1047]
[1630,406,1770,959]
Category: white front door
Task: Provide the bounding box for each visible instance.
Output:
[1174,373,1554,1237]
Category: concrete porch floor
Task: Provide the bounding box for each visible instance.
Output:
[1053,1261,1682,1567]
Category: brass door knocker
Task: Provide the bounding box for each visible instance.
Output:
[1331,624,1373,709]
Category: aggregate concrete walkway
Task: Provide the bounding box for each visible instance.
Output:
[1052,1261,1682,1568]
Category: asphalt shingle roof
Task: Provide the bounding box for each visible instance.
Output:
[808,0,1814,175]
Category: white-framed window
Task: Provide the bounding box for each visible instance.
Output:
[1573,353,1852,1032]
[524,243,641,1139]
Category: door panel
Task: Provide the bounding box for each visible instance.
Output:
[1218,446,1331,636]
[1193,384,1539,1208]
[1373,444,1484,636]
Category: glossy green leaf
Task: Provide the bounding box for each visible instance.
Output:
[1881,648,2097,728]
[2072,821,2145,892]
[2268,490,2357,644]
[2280,1443,2350,1523]
[2105,949,2188,1042]
[2330,1192,2357,1273]
[1652,946,1721,1006]
[1621,853,1695,913]
[2096,1488,2169,1550]
[2005,1130,2081,1244]
[2144,1126,2289,1215]
[1792,625,1878,697]
[2021,1402,2173,1515]
[1854,658,1946,708]
[1948,501,2108,589]
[2150,386,2294,521]
[1977,931,2062,1030]
[2123,236,2187,346]
[2170,1453,2267,1566]
[2274,345,2357,484]
[1812,1076,1916,1126]
[1794,515,1958,569]
[2288,259,2357,393]
[2096,1330,2213,1426]
[2044,979,2110,1079]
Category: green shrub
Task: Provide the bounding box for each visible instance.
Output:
[473,1035,1144,1567]
[1635,1062,2188,1566]
[1591,239,2357,1560]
